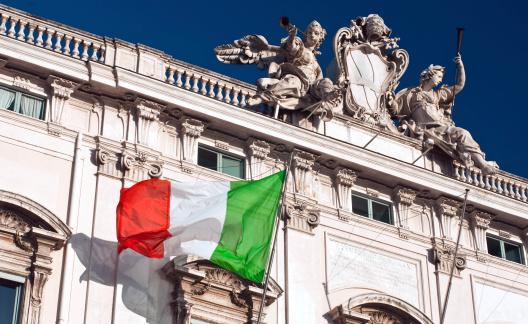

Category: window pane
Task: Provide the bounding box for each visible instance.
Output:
[197,147,218,171]
[19,95,45,120]
[487,236,502,258]
[0,279,22,324]
[352,195,369,218]
[372,201,391,224]
[504,242,523,264]
[0,88,15,110]
[222,155,243,178]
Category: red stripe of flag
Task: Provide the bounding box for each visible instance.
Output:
[116,178,171,258]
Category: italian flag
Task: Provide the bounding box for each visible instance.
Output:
[116,170,285,282]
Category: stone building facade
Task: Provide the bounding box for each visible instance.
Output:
[0,4,527,324]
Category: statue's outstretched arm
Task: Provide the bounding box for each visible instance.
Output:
[453,54,465,94]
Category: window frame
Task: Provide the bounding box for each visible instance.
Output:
[351,193,393,225]
[486,234,525,265]
[0,273,25,324]
[197,145,245,179]
[0,84,47,120]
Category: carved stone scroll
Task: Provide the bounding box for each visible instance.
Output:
[436,197,460,241]
[394,187,416,229]
[248,140,270,180]
[284,201,320,234]
[47,75,78,124]
[432,239,467,277]
[135,99,164,145]
[335,168,357,213]
[469,211,492,253]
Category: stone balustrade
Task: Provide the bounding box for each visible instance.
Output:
[0,8,105,62]
[453,161,528,202]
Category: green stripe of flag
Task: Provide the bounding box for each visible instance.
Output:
[209,170,285,282]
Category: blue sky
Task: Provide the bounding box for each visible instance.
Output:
[4,0,527,178]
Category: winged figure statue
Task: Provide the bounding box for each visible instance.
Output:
[214,19,342,125]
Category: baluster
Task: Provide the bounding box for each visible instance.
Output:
[521,186,528,201]
[497,178,504,194]
[216,83,224,101]
[467,168,474,185]
[453,162,461,180]
[479,171,485,188]
[35,26,45,46]
[509,181,516,198]
[232,88,240,106]
[44,29,54,49]
[72,38,81,58]
[17,21,27,41]
[0,14,9,35]
[175,69,183,87]
[208,80,216,97]
[490,176,497,192]
[200,78,208,95]
[514,183,521,200]
[99,46,105,63]
[26,23,36,44]
[183,72,191,90]
[504,179,511,196]
[224,86,231,103]
[166,67,175,84]
[240,91,248,108]
[90,43,100,61]
[63,35,72,55]
[460,165,467,182]
[81,41,91,60]
[485,175,491,190]
[54,33,64,52]
[8,17,17,38]
[191,75,199,92]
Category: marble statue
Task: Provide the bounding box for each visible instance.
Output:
[388,55,499,175]
[329,14,408,131]
[214,19,342,123]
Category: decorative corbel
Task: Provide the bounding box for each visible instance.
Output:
[181,118,204,166]
[469,211,492,254]
[436,197,460,241]
[135,98,164,146]
[47,75,79,124]
[432,239,467,276]
[394,187,417,229]
[284,201,320,234]
[248,140,270,180]
[335,168,357,215]
[292,151,316,197]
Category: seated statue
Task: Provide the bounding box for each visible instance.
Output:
[214,20,341,123]
[389,55,499,175]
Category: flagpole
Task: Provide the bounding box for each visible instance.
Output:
[256,149,295,324]
[440,188,470,324]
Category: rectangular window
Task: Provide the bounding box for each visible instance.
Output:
[486,235,524,264]
[352,194,392,224]
[0,85,46,120]
[197,146,244,179]
[0,276,24,324]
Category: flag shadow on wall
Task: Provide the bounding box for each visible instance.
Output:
[70,233,172,323]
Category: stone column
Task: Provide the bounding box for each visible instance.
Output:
[181,118,204,170]
[394,187,417,229]
[335,168,357,214]
[135,99,164,146]
[436,197,460,241]
[292,151,315,197]
[469,211,492,253]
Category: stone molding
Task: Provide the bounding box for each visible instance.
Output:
[47,75,79,125]
[248,139,271,180]
[432,239,467,277]
[135,98,164,145]
[292,151,316,198]
[284,200,320,234]
[335,168,357,216]
[330,293,434,324]
[393,186,417,230]
[181,118,205,170]
[162,260,281,324]
[436,197,460,241]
